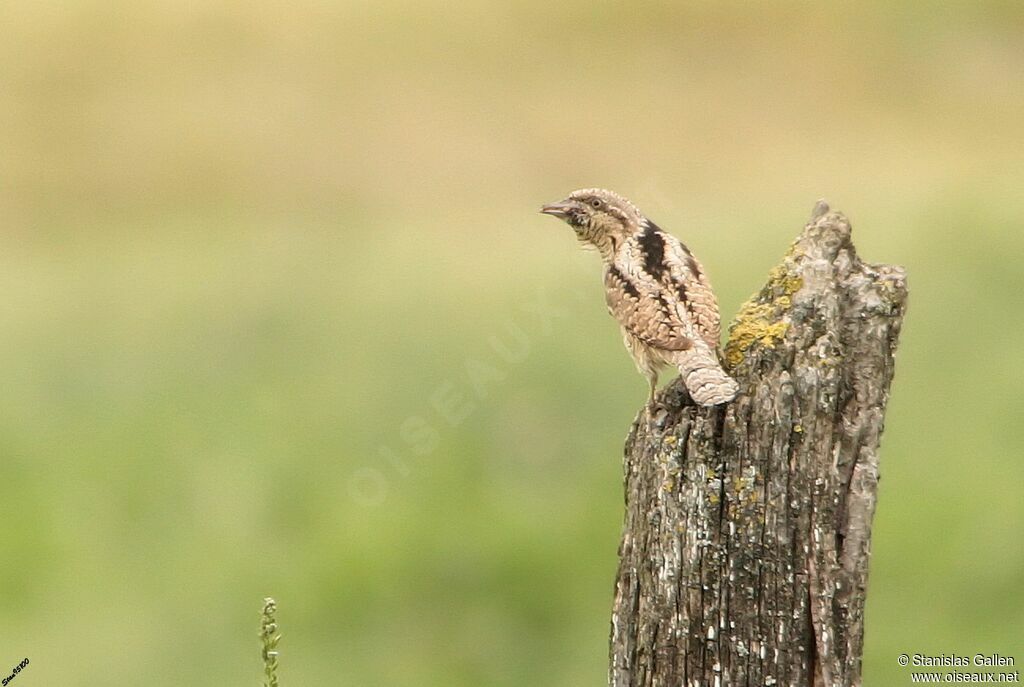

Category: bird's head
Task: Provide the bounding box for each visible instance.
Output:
[540,188,643,257]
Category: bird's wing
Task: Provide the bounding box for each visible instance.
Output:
[657,229,722,351]
[604,264,694,352]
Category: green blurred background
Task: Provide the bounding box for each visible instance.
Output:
[2,1,1022,685]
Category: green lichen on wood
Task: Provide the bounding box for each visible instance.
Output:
[723,258,804,368]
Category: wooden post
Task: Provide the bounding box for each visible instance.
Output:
[609,202,908,687]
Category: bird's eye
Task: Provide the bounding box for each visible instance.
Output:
[590,198,602,208]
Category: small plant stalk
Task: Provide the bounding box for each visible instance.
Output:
[260,597,281,687]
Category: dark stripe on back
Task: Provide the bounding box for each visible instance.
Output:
[608,265,640,298]
[656,292,693,350]
[676,281,688,304]
[639,221,667,280]
[655,293,673,314]
[674,238,701,279]
[685,254,700,279]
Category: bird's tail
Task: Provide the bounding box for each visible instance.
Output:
[675,345,739,406]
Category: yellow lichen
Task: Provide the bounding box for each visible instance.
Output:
[723,263,804,367]
[768,265,804,297]
[724,302,790,367]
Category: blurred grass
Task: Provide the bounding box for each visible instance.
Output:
[1,1,1023,685]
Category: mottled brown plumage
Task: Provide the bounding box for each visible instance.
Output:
[541,188,738,406]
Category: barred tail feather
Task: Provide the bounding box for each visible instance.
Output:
[674,346,739,406]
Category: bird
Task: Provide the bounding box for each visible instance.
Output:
[540,188,738,407]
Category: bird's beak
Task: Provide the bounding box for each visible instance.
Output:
[540,201,574,218]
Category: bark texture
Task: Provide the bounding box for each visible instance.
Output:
[609,202,908,687]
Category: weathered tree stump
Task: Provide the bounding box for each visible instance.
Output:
[610,202,908,687]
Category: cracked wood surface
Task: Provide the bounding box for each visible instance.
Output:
[609,202,908,687]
